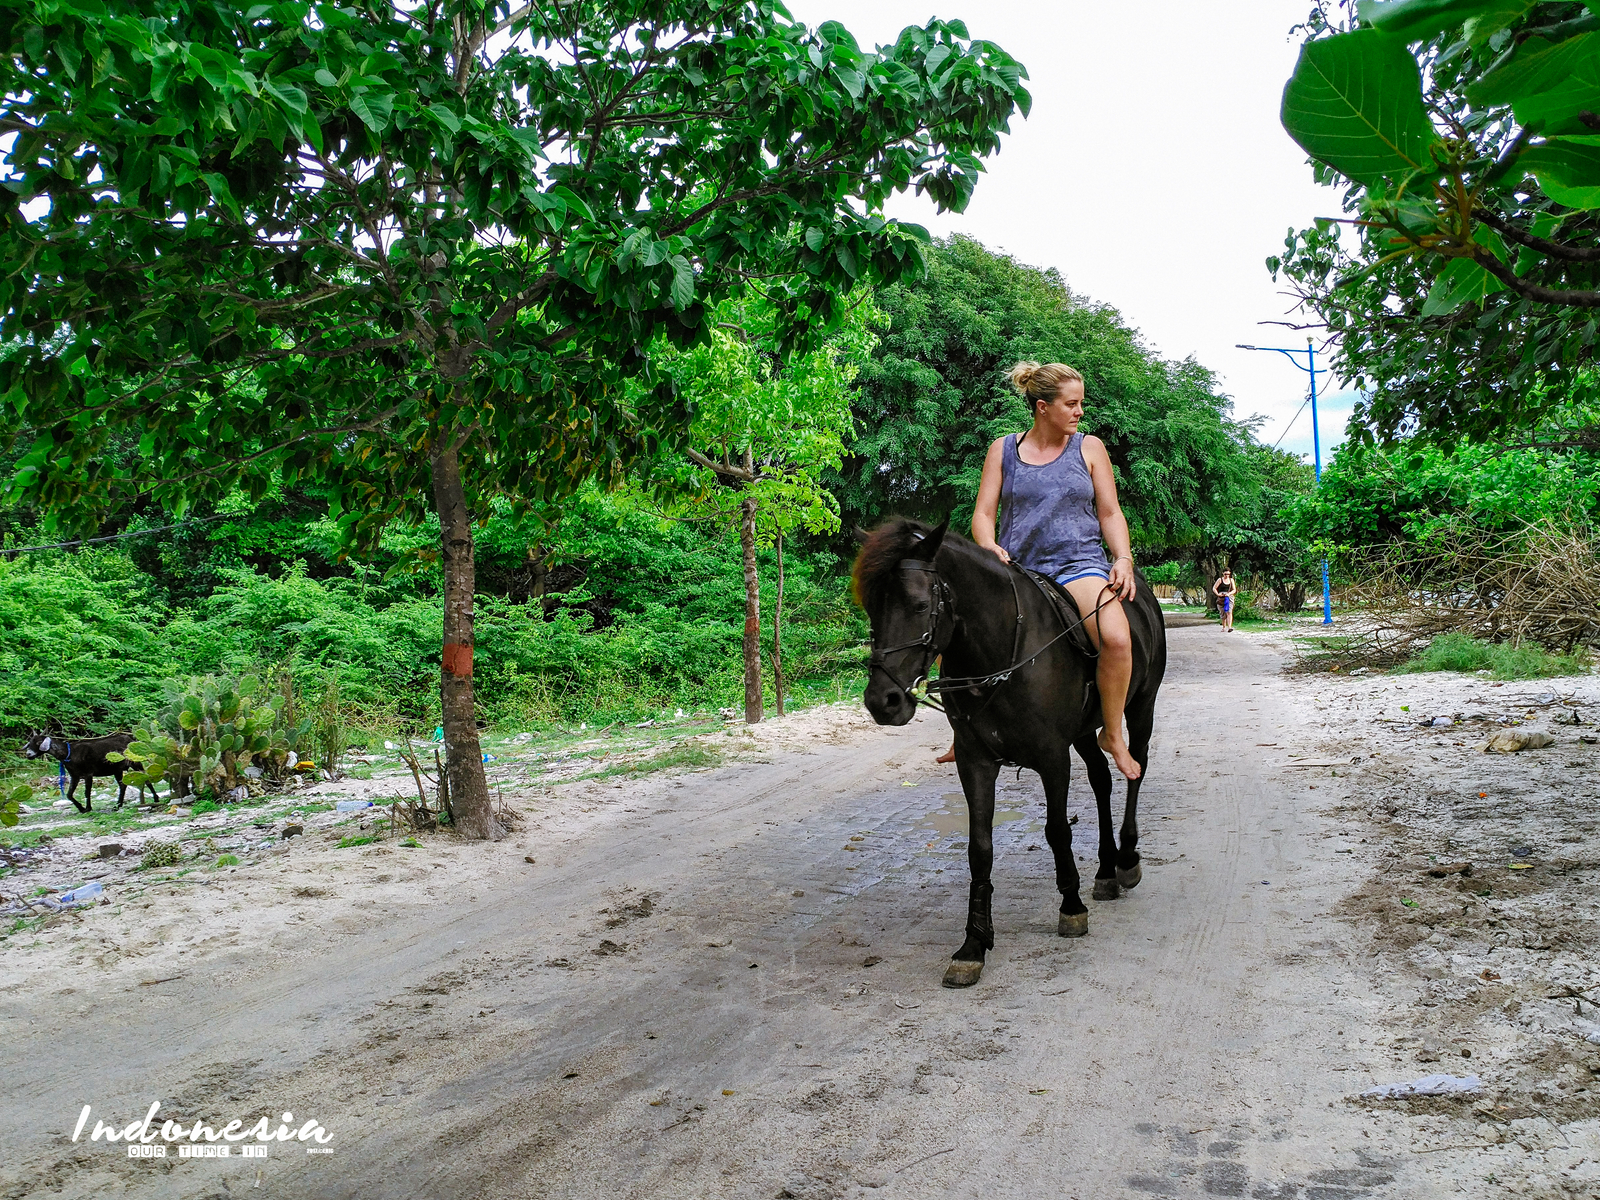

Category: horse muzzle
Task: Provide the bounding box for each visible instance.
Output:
[864,677,918,727]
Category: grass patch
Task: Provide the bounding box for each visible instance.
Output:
[215,854,239,867]
[5,914,47,939]
[1397,633,1591,680]
[336,835,377,849]
[562,739,723,784]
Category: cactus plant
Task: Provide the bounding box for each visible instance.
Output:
[140,841,181,869]
[116,674,313,798]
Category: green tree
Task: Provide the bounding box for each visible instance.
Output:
[1290,410,1600,551]
[647,293,874,722]
[0,0,1028,837]
[833,236,1259,552]
[1274,0,1600,446]
[1197,446,1318,611]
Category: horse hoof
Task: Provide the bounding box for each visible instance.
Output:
[942,959,984,988]
[1092,878,1121,901]
[1058,912,1088,938]
[1116,862,1143,890]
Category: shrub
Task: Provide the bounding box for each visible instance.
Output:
[1230,591,1267,624]
[215,854,239,867]
[1399,633,1590,680]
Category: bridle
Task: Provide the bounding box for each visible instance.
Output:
[866,558,955,705]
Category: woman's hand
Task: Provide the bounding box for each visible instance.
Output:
[992,545,1011,565]
[1109,556,1136,601]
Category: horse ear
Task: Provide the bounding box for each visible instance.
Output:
[852,526,870,545]
[920,513,951,559]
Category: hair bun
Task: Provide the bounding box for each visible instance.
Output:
[1008,360,1041,392]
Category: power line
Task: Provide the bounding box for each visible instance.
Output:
[1270,376,1337,452]
[0,514,229,557]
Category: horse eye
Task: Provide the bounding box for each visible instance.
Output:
[913,600,929,613]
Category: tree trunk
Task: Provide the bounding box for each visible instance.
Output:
[740,493,762,724]
[1198,554,1221,615]
[430,443,500,841]
[772,532,785,717]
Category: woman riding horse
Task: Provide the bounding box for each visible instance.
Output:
[938,360,1143,779]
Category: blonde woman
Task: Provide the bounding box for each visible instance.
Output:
[937,361,1142,779]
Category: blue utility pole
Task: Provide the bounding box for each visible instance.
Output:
[1236,340,1334,625]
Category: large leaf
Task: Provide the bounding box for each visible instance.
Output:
[669,255,695,310]
[1282,31,1440,184]
[1357,0,1504,41]
[1521,135,1600,208]
[1420,255,1506,316]
[1468,32,1600,135]
[1463,0,1538,47]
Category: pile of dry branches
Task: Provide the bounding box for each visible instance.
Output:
[1303,520,1600,671]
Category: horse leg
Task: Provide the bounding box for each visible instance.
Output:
[1116,703,1155,889]
[114,769,127,811]
[74,773,93,814]
[1043,762,1088,937]
[943,753,999,988]
[1073,734,1121,900]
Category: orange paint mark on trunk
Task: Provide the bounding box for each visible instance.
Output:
[442,642,474,678]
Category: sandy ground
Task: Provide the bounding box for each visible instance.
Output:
[1,621,1597,1199]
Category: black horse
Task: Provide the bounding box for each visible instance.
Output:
[853,517,1166,987]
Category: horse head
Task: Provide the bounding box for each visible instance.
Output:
[852,516,954,726]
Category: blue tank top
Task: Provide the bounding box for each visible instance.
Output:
[997,432,1110,578]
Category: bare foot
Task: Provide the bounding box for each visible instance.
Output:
[1098,728,1142,780]
[935,744,956,764]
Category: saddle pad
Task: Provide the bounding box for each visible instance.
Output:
[1021,568,1101,660]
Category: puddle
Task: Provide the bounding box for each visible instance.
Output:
[920,792,1032,836]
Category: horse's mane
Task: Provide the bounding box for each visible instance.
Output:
[851,517,940,609]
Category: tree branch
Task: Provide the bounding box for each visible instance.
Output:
[685,447,756,483]
[1473,207,1600,263]
[1473,249,1600,306]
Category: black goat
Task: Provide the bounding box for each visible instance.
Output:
[19,731,147,812]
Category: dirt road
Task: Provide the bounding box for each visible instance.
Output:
[3,626,1596,1199]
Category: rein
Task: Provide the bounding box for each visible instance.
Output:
[57,740,71,797]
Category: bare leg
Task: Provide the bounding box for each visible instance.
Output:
[1062,578,1140,780]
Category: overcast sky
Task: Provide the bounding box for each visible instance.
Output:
[785,0,1357,465]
